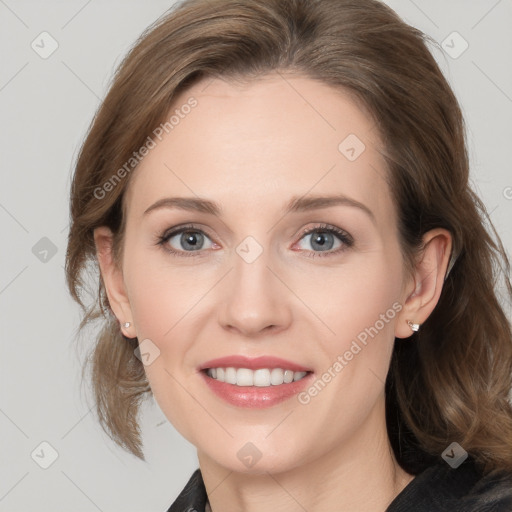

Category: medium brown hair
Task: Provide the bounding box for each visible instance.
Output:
[65,0,512,474]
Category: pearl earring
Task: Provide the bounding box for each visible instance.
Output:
[123,322,131,328]
[407,320,420,332]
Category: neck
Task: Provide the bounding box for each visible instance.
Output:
[197,395,415,512]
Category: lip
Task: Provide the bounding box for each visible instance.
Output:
[199,355,312,372]
[200,370,314,408]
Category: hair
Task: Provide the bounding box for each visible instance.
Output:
[65,0,512,476]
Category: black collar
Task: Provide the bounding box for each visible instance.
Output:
[165,457,512,512]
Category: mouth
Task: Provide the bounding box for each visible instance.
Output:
[198,356,314,408]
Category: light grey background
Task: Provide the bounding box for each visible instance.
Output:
[0,1,511,511]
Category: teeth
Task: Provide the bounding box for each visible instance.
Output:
[254,369,270,387]
[206,367,308,386]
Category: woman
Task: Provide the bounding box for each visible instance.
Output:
[65,0,512,510]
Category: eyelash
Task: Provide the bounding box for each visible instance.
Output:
[155,223,354,259]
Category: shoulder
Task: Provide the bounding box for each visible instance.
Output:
[165,468,207,512]
[387,457,512,512]
[458,464,512,511]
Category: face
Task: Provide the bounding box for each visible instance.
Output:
[115,72,412,473]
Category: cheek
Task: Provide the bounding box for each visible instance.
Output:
[125,247,209,341]
[123,251,215,438]
[302,252,402,347]
[306,252,403,404]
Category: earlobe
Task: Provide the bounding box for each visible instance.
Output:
[93,226,134,336]
[395,228,452,339]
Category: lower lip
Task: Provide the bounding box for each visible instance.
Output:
[200,370,314,408]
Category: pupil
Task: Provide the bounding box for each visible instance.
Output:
[182,231,202,250]
[312,231,333,251]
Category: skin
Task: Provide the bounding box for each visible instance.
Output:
[94,71,452,511]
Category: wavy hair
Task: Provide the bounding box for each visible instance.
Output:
[65,0,512,475]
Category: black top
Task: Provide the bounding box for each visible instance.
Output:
[165,457,512,511]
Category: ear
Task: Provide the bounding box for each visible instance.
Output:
[395,228,452,339]
[93,226,134,338]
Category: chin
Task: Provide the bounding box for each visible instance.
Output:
[199,440,306,476]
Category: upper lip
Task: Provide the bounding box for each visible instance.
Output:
[199,355,312,372]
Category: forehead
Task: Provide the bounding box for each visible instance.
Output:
[124,72,392,224]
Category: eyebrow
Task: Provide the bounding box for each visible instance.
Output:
[143,194,376,224]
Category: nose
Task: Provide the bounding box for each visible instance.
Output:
[217,243,293,337]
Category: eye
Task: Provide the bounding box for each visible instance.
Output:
[156,222,353,259]
[294,224,354,258]
[157,224,216,257]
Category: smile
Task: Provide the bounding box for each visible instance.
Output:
[200,368,314,408]
[205,367,309,386]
